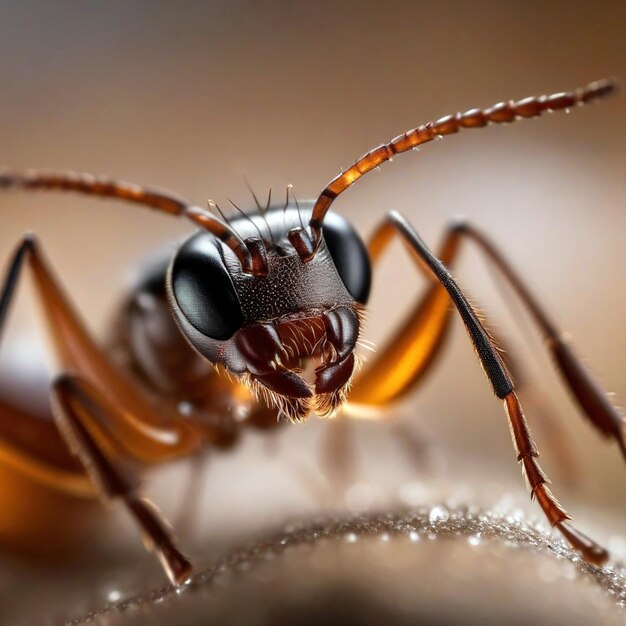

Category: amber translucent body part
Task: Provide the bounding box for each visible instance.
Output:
[0,397,97,552]
[0,458,96,554]
[27,242,203,462]
[0,238,204,581]
[350,222,461,406]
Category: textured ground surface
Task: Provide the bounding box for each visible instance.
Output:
[64,506,626,626]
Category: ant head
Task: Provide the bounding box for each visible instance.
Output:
[167,208,371,421]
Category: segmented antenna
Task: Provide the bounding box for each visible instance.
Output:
[308,78,620,246]
[0,170,254,272]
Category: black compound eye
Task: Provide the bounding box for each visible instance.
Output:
[171,233,244,340]
[322,211,371,304]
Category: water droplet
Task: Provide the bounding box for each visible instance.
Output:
[107,589,122,603]
[429,505,449,524]
[380,532,390,542]
[468,535,481,547]
[409,530,420,542]
[177,401,194,417]
[509,508,524,521]
[344,532,358,544]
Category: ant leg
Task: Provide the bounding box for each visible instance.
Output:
[0,236,203,461]
[317,411,434,508]
[452,221,625,457]
[351,220,580,482]
[348,220,461,407]
[174,452,210,541]
[0,236,207,581]
[50,373,192,586]
[386,417,437,475]
[351,217,530,405]
[356,211,609,565]
[318,414,358,504]
[351,218,625,460]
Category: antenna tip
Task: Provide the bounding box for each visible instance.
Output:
[607,76,621,95]
[585,77,620,100]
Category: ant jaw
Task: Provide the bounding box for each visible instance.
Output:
[313,353,356,417]
[242,353,357,423]
[241,373,313,422]
[233,307,361,422]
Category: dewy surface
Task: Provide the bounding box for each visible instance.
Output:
[67,506,626,626]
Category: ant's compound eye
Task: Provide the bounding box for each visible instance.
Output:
[171,234,244,340]
[322,211,371,304]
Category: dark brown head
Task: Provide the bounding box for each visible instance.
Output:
[167,205,370,421]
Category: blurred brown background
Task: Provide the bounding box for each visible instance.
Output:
[0,0,625,621]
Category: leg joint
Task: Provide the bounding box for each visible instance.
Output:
[15,232,39,255]
[449,215,470,233]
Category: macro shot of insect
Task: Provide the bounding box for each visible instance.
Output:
[0,76,622,596]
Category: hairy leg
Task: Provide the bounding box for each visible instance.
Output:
[352,211,609,564]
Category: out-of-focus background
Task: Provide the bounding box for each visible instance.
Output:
[0,1,625,623]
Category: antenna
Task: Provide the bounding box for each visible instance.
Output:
[308,78,619,247]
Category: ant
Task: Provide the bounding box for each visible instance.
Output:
[0,78,622,586]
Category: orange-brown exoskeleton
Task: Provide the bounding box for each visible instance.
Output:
[0,79,622,585]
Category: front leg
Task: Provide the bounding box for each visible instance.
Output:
[351,210,608,565]
[351,216,625,458]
